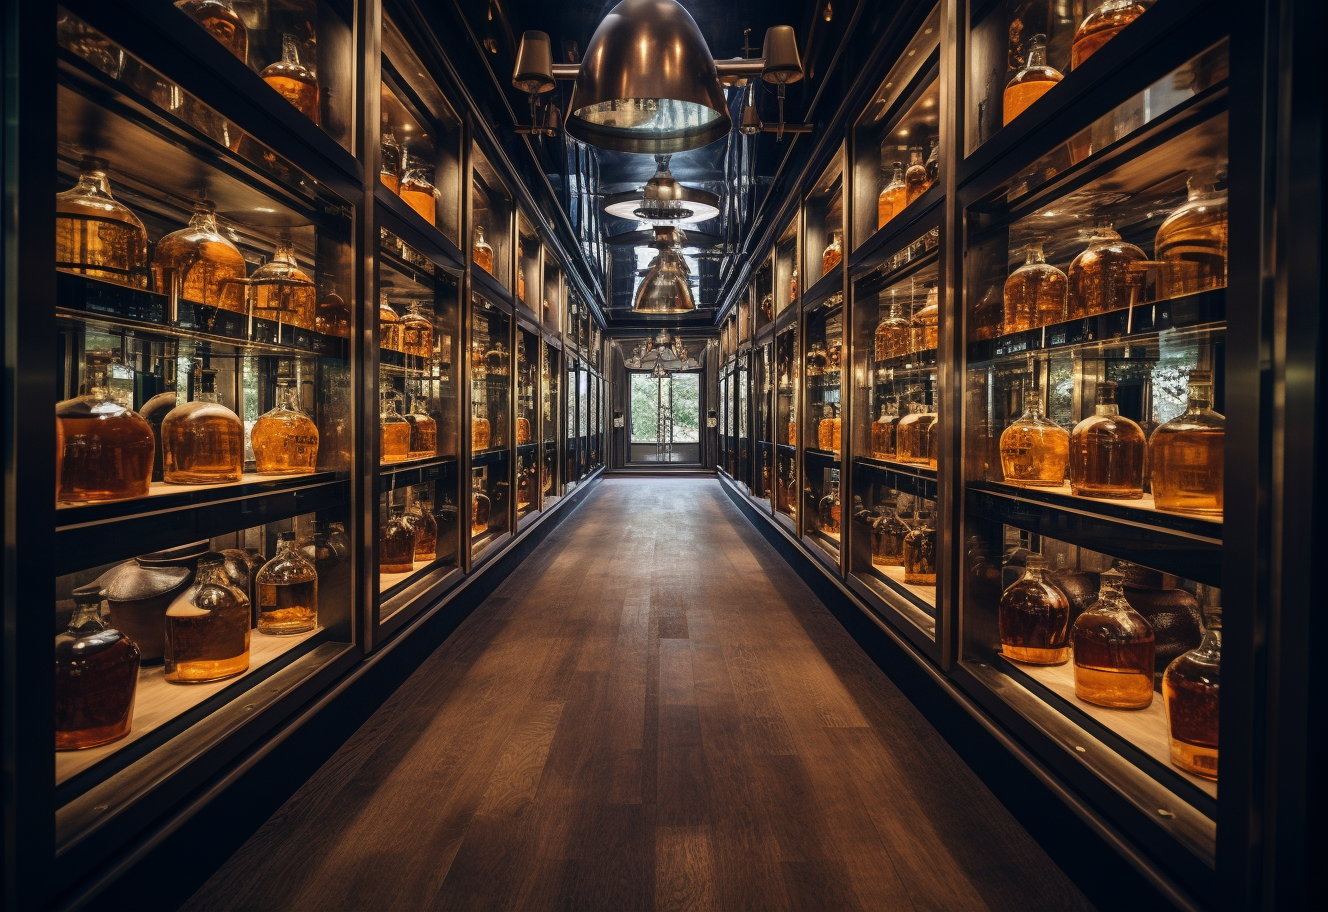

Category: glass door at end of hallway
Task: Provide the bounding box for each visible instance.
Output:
[628,372,702,465]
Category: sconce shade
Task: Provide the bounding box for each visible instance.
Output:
[761,25,803,85]
[513,31,555,94]
[634,229,696,313]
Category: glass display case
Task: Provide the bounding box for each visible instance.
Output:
[577,363,590,479]
[802,150,845,295]
[379,12,463,245]
[774,321,799,531]
[542,337,562,508]
[565,356,579,491]
[469,294,511,560]
[755,254,774,335]
[517,211,539,316]
[174,0,355,151]
[470,144,513,292]
[737,350,751,491]
[542,255,562,334]
[801,295,844,566]
[776,219,799,315]
[753,341,774,511]
[852,4,942,252]
[719,365,732,477]
[516,322,539,527]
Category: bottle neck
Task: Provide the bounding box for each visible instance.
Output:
[190,205,219,234]
[1187,383,1214,412]
[281,33,302,67]
[273,242,298,266]
[1023,394,1045,419]
[76,170,113,198]
[1026,38,1048,69]
[195,559,230,587]
[910,151,923,166]
[1026,244,1046,266]
[68,596,105,632]
[276,382,299,409]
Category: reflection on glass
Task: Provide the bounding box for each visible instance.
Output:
[1163,604,1220,780]
[1149,370,1224,516]
[1155,174,1228,298]
[177,0,248,62]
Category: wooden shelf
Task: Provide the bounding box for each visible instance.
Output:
[56,628,321,787]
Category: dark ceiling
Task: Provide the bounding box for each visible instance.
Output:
[463,0,845,322]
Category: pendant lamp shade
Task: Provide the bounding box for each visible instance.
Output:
[634,228,696,313]
[566,0,731,154]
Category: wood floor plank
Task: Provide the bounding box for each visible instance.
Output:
[182,479,1093,912]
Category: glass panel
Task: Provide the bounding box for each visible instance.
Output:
[754,342,773,508]
[542,255,562,332]
[471,145,513,290]
[737,356,751,490]
[776,220,799,315]
[541,340,561,507]
[517,212,539,314]
[802,298,843,562]
[755,256,774,334]
[565,357,578,490]
[516,325,538,523]
[775,324,798,525]
[470,295,511,557]
[803,152,845,291]
[852,4,942,250]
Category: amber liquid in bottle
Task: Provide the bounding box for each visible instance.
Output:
[472,416,493,451]
[400,302,435,359]
[56,360,156,503]
[473,225,495,274]
[1070,381,1146,498]
[380,397,411,463]
[999,558,1071,664]
[177,0,248,61]
[1004,243,1068,332]
[877,161,907,230]
[261,33,319,124]
[380,125,403,194]
[822,231,842,274]
[316,293,352,339]
[1067,224,1147,318]
[1003,34,1063,125]
[151,199,248,313]
[1150,370,1224,515]
[817,470,842,536]
[1163,606,1220,780]
[1072,568,1155,708]
[379,293,404,352]
[1071,1,1147,69]
[380,508,417,573]
[56,156,149,288]
[256,532,318,635]
[871,509,909,567]
[871,403,897,458]
[902,516,937,585]
[472,487,493,537]
[999,391,1069,486]
[400,158,438,226]
[249,240,316,330]
[164,556,251,683]
[252,379,319,475]
[406,400,438,459]
[55,591,140,750]
[904,150,928,205]
[162,370,244,484]
[1155,175,1228,299]
[410,494,439,561]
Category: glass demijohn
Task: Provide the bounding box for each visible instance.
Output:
[161,368,244,484]
[1155,174,1229,298]
[1003,34,1063,125]
[1067,224,1147,318]
[400,155,438,226]
[1071,1,1148,69]
[164,553,251,683]
[56,156,149,288]
[261,33,319,123]
[472,225,495,274]
[405,397,438,460]
[877,161,907,230]
[902,512,937,585]
[871,508,909,567]
[1163,605,1220,780]
[400,302,434,359]
[1149,369,1224,515]
[822,230,842,274]
[379,293,404,352]
[177,0,248,62]
[1072,567,1156,708]
[380,395,411,464]
[255,532,318,635]
[999,390,1069,486]
[999,555,1071,665]
[408,489,439,561]
[55,589,140,750]
[55,354,155,503]
[151,199,247,313]
[904,149,928,204]
[380,505,417,574]
[251,379,319,475]
[249,240,316,330]
[1003,244,1068,332]
[1069,380,1146,498]
[380,123,403,194]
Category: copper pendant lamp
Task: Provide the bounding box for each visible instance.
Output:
[634,227,696,314]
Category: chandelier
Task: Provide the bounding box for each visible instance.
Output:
[624,329,699,373]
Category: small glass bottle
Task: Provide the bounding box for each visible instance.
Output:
[56,156,149,288]
[56,354,155,503]
[249,240,316,330]
[924,137,939,188]
[378,292,404,352]
[896,392,938,466]
[473,224,495,274]
[255,532,318,635]
[1003,243,1068,332]
[252,378,319,475]
[999,555,1071,665]
[405,396,437,460]
[407,488,439,561]
[315,292,352,339]
[817,470,841,536]
[380,504,417,574]
[1003,34,1063,125]
[400,301,434,359]
[904,149,928,205]
[1155,174,1228,299]
[472,410,493,451]
[817,403,840,453]
[164,553,251,683]
[162,368,244,484]
[871,401,898,458]
[1150,369,1224,515]
[55,589,140,750]
[1069,380,1146,499]
[472,485,493,537]
[380,395,411,464]
[902,511,937,585]
[177,0,248,62]
[151,199,247,313]
[261,33,319,124]
[1072,567,1155,708]
[913,285,939,352]
[822,230,843,275]
[875,294,911,362]
[1071,1,1148,69]
[789,265,799,302]
[400,155,439,226]
[999,390,1069,486]
[871,508,910,567]
[1163,604,1221,780]
[380,123,403,194]
[877,161,907,229]
[1066,223,1148,318]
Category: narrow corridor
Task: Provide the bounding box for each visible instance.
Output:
[183,479,1092,911]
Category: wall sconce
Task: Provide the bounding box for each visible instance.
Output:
[707,409,718,429]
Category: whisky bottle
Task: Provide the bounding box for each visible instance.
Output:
[56,156,149,288]
[875,294,910,361]
[471,484,492,537]
[177,0,248,62]
[380,395,411,464]
[380,123,403,194]
[1072,1,1148,69]
[315,292,352,339]
[472,413,493,451]
[822,230,843,274]
[924,138,939,189]
[904,149,928,205]
[380,505,417,574]
[255,532,318,635]
[1072,567,1155,708]
[972,283,1004,341]
[1069,381,1146,498]
[261,34,319,124]
[56,354,155,503]
[249,240,316,330]
[517,265,527,303]
[817,403,840,453]
[877,161,907,230]
[1003,243,1068,332]
[1066,223,1147,318]
[407,488,439,561]
[896,391,938,466]
[164,553,251,683]
[400,301,434,359]
[788,405,797,447]
[252,379,319,475]
[516,415,533,445]
[913,285,939,352]
[405,396,437,460]
[999,391,1069,486]
[1150,369,1224,515]
[999,556,1071,665]
[817,470,841,536]
[902,511,937,585]
[1003,34,1063,125]
[473,225,495,274]
[871,401,898,458]
[162,368,244,484]
[1163,605,1220,780]
[151,200,248,314]
[55,589,140,750]
[400,155,439,226]
[871,508,910,567]
[1155,174,1228,299]
[517,463,534,510]
[378,292,404,352]
[789,265,799,303]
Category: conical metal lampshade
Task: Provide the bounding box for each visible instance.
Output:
[567,0,731,154]
[633,231,696,313]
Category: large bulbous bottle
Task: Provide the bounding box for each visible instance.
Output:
[164,553,251,683]
[56,354,155,503]
[1163,604,1220,780]
[1069,380,1146,498]
[56,156,149,288]
[1066,223,1147,319]
[55,588,140,750]
[249,240,316,330]
[1004,34,1063,125]
[162,368,244,484]
[1150,369,1224,515]
[1155,174,1228,299]
[151,199,248,314]
[999,391,1069,486]
[255,531,318,635]
[1072,567,1155,708]
[999,556,1071,665]
[261,33,319,123]
[251,378,319,475]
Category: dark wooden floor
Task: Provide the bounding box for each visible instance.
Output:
[183,479,1093,912]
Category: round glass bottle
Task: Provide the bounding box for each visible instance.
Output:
[400,155,439,226]
[1066,223,1148,318]
[315,292,352,339]
[300,521,342,579]
[151,199,247,313]
[261,33,319,124]
[817,470,842,536]
[164,553,251,683]
[871,401,898,459]
[255,532,318,635]
[904,149,928,205]
[902,511,937,585]
[896,391,938,466]
[1072,567,1155,708]
[162,368,244,484]
[472,486,493,537]
[380,505,417,574]
[380,394,411,464]
[400,301,434,359]
[472,224,495,274]
[1003,243,1068,332]
[1150,369,1224,515]
[178,0,248,62]
[407,488,439,561]
[999,556,1071,665]
[817,403,840,453]
[875,293,911,360]
[56,354,155,503]
[1003,34,1063,125]
[871,508,910,567]
[1163,604,1220,780]
[378,292,404,353]
[55,589,140,750]
[249,240,316,330]
[56,156,149,288]
[404,396,437,460]
[821,230,843,275]
[877,160,907,229]
[1155,173,1228,298]
[913,285,939,352]
[380,122,403,194]
[789,265,799,302]
[1071,1,1148,69]
[1069,380,1146,498]
[999,391,1069,486]
[251,378,319,475]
